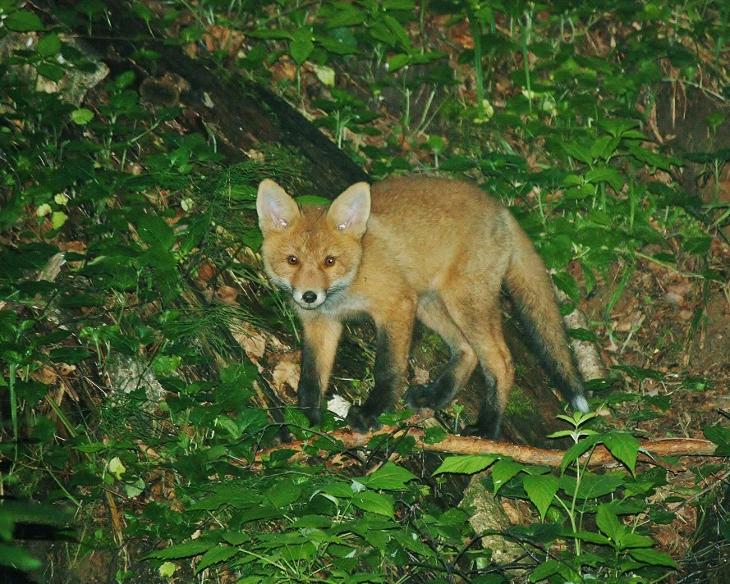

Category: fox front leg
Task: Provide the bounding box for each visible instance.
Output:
[347,311,414,432]
[297,317,343,426]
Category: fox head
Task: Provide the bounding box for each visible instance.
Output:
[256,179,371,311]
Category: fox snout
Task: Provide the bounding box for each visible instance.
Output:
[292,288,327,310]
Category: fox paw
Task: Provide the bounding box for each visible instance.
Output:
[346,406,382,433]
[405,383,456,410]
[461,423,500,441]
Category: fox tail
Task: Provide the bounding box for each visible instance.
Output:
[503,222,589,414]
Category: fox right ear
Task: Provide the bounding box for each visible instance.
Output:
[257,179,301,235]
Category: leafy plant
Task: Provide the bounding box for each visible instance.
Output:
[435,412,678,582]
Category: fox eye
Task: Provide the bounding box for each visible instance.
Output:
[324,255,336,266]
[287,255,299,265]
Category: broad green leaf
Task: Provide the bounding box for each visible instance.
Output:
[324,5,366,29]
[561,471,625,500]
[352,491,394,518]
[627,144,676,171]
[36,33,62,57]
[37,62,65,82]
[603,431,639,475]
[49,347,93,364]
[432,454,498,476]
[629,547,678,568]
[529,558,561,582]
[189,487,260,511]
[4,10,44,32]
[561,142,593,165]
[0,543,41,571]
[383,14,412,52]
[523,474,559,521]
[585,166,624,193]
[491,459,524,493]
[290,515,332,529]
[560,436,598,474]
[136,214,175,250]
[589,135,620,161]
[196,545,238,573]
[596,503,623,543]
[290,30,314,66]
[266,481,302,508]
[703,425,730,456]
[146,540,215,560]
[72,108,94,125]
[362,462,416,491]
[387,53,411,71]
[620,531,655,549]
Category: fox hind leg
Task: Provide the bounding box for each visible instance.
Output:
[443,292,515,439]
[405,295,479,412]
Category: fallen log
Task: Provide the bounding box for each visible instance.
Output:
[252,417,719,470]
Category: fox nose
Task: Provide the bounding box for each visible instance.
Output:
[302,291,319,304]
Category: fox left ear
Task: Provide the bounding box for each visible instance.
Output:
[327,182,371,237]
[257,179,301,235]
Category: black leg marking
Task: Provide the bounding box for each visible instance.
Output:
[347,328,399,431]
[464,370,502,439]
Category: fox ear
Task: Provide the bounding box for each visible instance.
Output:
[327,182,371,237]
[257,179,300,235]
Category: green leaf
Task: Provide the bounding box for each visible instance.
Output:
[196,545,238,573]
[620,531,655,549]
[432,455,498,476]
[682,235,712,255]
[36,62,65,82]
[324,5,366,29]
[136,214,175,250]
[352,491,393,518]
[523,474,559,521]
[146,540,215,560]
[491,459,524,493]
[703,425,730,456]
[561,142,593,165]
[603,431,639,475]
[49,347,93,364]
[0,543,41,571]
[627,144,676,171]
[383,14,412,52]
[423,426,448,444]
[290,30,314,66]
[266,481,302,508]
[361,462,416,491]
[596,503,623,544]
[560,471,625,500]
[4,10,45,32]
[72,108,95,125]
[387,53,411,72]
[189,486,260,511]
[36,33,62,57]
[529,558,561,581]
[561,434,599,474]
[585,167,624,193]
[628,547,678,568]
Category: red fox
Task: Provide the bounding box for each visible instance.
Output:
[257,176,589,438]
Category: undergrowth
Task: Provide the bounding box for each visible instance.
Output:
[1,0,729,582]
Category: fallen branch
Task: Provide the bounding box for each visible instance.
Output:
[251,419,719,470]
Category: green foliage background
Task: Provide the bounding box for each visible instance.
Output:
[0,0,729,582]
